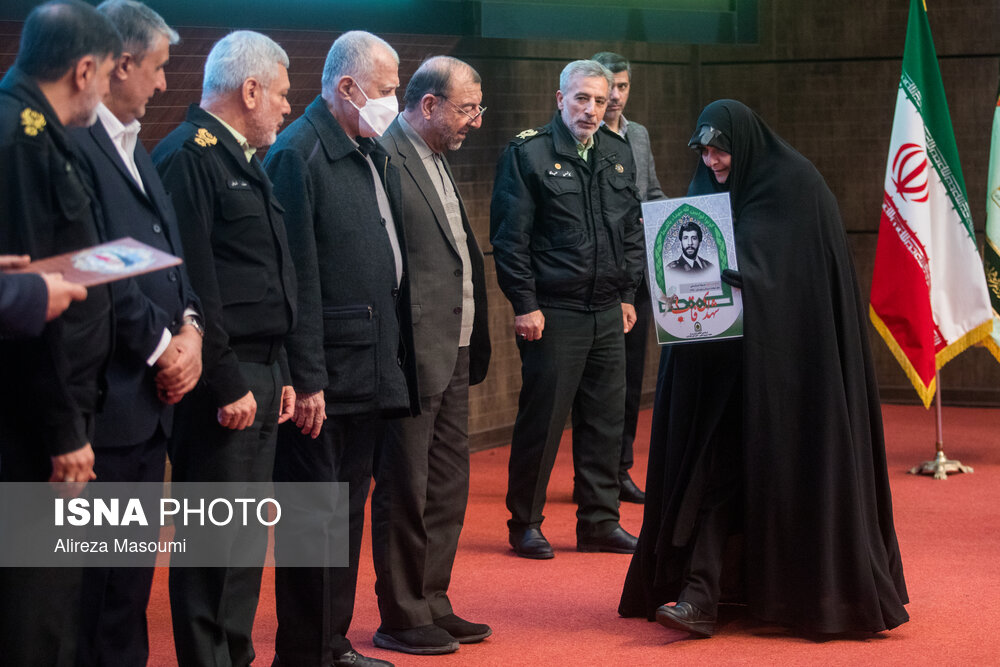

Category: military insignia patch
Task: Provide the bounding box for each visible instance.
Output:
[194,128,218,147]
[516,129,538,139]
[20,108,46,137]
[614,163,624,173]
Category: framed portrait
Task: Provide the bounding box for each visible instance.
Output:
[641,192,743,345]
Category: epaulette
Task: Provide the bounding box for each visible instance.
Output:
[510,126,548,146]
[20,107,46,137]
[188,127,218,149]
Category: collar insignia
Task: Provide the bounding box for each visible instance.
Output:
[516,128,538,139]
[20,108,46,137]
[194,128,218,147]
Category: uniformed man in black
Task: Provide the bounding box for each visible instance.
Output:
[0,2,121,664]
[151,30,296,667]
[490,59,644,559]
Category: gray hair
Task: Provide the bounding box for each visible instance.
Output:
[321,30,399,95]
[403,56,480,111]
[559,59,613,93]
[202,30,289,99]
[97,0,178,62]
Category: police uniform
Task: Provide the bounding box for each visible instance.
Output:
[490,112,644,543]
[151,104,296,667]
[0,65,115,667]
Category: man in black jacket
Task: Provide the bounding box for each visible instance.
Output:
[0,2,120,664]
[152,30,296,667]
[490,59,644,560]
[70,2,203,664]
[263,30,418,667]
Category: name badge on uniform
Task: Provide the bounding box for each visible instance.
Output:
[547,164,574,178]
[227,178,251,191]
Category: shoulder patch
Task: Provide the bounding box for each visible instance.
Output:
[20,107,46,137]
[192,128,218,148]
[511,126,548,146]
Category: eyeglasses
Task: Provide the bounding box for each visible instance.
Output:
[436,95,486,123]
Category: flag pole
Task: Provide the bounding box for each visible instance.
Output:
[908,371,974,479]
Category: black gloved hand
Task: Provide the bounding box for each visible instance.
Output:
[721,268,743,289]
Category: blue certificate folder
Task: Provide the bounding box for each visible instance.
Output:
[641,192,743,345]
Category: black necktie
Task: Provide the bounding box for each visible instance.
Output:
[356,137,376,157]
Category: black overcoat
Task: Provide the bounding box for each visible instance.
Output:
[263,96,419,417]
[620,100,909,634]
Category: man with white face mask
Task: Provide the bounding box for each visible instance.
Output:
[263,30,418,667]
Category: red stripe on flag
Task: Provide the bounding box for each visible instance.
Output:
[870,197,937,389]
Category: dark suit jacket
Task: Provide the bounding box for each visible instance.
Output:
[0,272,47,338]
[72,117,200,448]
[264,96,419,417]
[379,117,490,395]
[667,255,714,272]
[152,104,296,408]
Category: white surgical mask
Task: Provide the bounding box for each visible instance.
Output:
[351,84,398,137]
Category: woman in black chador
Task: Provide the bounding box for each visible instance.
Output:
[619,100,909,637]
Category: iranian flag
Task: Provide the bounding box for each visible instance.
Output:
[984,71,1000,363]
[869,0,993,408]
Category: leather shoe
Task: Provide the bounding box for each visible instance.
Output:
[433,613,492,643]
[655,601,716,637]
[619,473,646,504]
[373,624,459,655]
[577,525,637,553]
[332,649,395,666]
[509,527,554,559]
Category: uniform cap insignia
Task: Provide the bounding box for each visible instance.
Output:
[194,128,218,147]
[516,128,538,139]
[20,108,46,137]
[614,163,624,173]
[554,163,561,170]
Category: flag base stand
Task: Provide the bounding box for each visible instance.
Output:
[907,373,974,480]
[908,448,973,480]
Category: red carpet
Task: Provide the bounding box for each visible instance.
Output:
[146,404,1000,665]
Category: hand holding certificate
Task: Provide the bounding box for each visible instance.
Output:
[641,192,743,345]
[3,237,182,287]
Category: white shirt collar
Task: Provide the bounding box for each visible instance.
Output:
[96,103,141,143]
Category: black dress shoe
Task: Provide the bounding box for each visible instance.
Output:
[619,474,646,504]
[655,601,716,637]
[373,624,459,655]
[509,527,554,559]
[577,525,637,553]
[332,649,395,666]
[433,613,493,643]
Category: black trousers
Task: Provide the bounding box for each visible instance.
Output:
[272,413,384,666]
[620,277,651,479]
[0,414,94,667]
[372,347,470,629]
[77,433,167,667]
[506,306,626,539]
[168,359,282,667]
